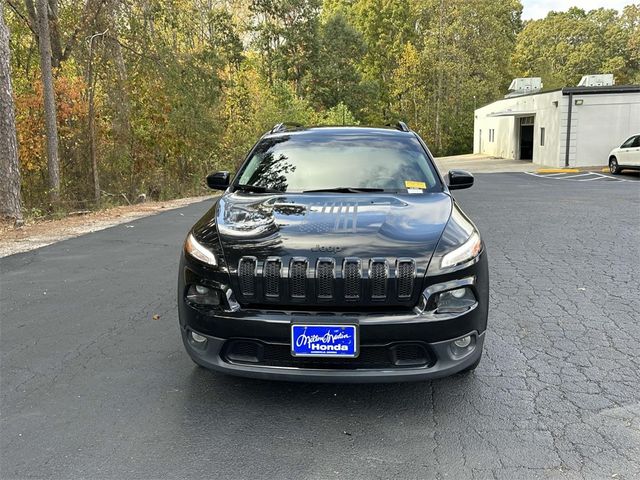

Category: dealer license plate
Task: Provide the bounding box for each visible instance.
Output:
[291,324,358,357]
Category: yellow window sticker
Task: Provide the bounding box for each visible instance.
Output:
[405,180,427,189]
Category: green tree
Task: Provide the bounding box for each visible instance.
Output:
[320,101,359,125]
[251,0,321,95]
[389,0,521,155]
[619,4,640,84]
[349,0,417,122]
[511,7,634,88]
[307,12,366,113]
[390,42,422,128]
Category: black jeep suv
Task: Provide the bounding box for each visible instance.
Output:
[178,123,488,382]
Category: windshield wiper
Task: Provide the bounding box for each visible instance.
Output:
[303,187,386,193]
[234,184,281,194]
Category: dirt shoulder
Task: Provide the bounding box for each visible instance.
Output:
[0,196,212,258]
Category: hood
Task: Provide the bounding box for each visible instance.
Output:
[195,191,453,266]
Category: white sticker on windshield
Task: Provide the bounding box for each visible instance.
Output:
[407,188,423,194]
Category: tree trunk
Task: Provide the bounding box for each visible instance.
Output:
[24,0,39,40]
[434,0,445,154]
[47,0,63,67]
[86,30,107,205]
[0,6,23,223]
[106,0,132,163]
[35,0,60,204]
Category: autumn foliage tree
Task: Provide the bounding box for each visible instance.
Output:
[2,1,639,217]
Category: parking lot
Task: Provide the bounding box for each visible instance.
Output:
[1,172,639,479]
[525,170,640,182]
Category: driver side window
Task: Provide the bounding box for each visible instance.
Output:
[621,136,637,148]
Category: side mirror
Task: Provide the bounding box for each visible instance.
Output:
[447,170,474,190]
[206,171,230,190]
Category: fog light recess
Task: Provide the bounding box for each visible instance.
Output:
[454,335,472,348]
[450,334,475,357]
[191,331,207,344]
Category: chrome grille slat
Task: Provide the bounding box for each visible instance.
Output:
[238,257,257,296]
[289,258,308,299]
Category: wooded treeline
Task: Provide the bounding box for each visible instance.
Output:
[1,0,639,220]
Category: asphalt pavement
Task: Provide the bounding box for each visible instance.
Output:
[1,173,639,479]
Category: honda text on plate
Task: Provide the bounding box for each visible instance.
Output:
[177,123,489,382]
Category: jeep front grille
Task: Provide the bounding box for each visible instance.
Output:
[235,256,418,305]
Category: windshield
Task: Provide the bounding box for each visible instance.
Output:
[235,132,441,193]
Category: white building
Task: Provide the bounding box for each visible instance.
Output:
[473,77,640,168]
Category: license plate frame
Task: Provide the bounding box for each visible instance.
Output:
[290,323,359,358]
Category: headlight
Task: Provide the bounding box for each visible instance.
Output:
[184,233,218,266]
[432,286,477,313]
[427,206,482,275]
[186,284,222,306]
[441,231,482,269]
[417,278,478,314]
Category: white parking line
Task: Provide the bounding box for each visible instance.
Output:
[524,171,626,182]
[555,173,595,179]
[577,173,617,181]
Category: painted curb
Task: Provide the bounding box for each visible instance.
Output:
[536,168,580,173]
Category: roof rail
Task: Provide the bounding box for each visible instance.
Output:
[269,122,303,134]
[385,121,411,132]
[396,121,410,132]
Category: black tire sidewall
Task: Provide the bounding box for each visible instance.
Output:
[609,157,619,174]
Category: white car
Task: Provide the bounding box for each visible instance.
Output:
[608,134,640,174]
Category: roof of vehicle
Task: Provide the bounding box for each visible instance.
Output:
[262,125,415,139]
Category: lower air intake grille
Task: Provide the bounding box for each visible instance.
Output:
[397,259,415,299]
[238,257,257,296]
[289,259,308,299]
[343,259,361,300]
[222,341,435,369]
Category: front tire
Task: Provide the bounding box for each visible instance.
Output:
[609,156,621,174]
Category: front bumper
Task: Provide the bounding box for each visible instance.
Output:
[182,328,484,382]
[177,251,489,383]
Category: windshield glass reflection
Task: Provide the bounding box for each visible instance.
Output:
[237,133,440,193]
